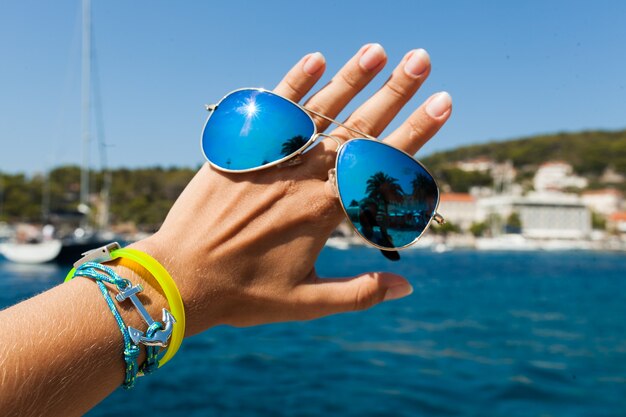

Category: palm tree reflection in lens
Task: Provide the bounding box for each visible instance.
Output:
[337,139,439,250]
[280,135,309,156]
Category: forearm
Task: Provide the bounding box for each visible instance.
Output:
[0,250,170,417]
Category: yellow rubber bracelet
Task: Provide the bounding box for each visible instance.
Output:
[65,247,185,367]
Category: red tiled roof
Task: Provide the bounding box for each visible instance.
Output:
[440,193,475,202]
[540,161,570,167]
[609,212,626,222]
[582,189,623,196]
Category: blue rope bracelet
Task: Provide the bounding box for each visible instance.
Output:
[142,321,163,375]
[73,262,156,389]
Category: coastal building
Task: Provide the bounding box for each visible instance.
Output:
[477,191,591,239]
[581,189,624,216]
[608,212,626,234]
[456,157,494,173]
[533,161,588,192]
[601,167,625,184]
[438,193,476,230]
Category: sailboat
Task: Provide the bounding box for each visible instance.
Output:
[0,240,63,264]
[0,0,114,264]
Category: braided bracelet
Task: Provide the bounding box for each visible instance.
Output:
[66,242,185,387]
[72,262,143,389]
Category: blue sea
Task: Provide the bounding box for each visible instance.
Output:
[1,248,625,417]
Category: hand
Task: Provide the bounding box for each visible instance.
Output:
[135,43,452,335]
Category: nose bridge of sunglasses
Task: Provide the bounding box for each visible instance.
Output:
[315,132,344,150]
[204,104,217,112]
[303,107,377,141]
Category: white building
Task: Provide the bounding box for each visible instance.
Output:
[478,192,591,239]
[438,193,476,230]
[608,212,626,234]
[456,157,494,173]
[601,167,625,184]
[581,189,623,216]
[533,161,588,192]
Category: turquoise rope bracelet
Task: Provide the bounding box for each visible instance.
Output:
[73,262,161,388]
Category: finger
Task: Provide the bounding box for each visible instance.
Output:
[333,48,431,140]
[274,52,326,102]
[292,272,413,320]
[384,91,452,155]
[303,43,387,131]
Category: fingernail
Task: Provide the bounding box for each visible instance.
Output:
[425,92,452,118]
[303,52,325,75]
[383,283,413,302]
[359,43,386,71]
[404,49,430,77]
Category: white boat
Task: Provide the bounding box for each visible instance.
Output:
[537,239,592,251]
[475,234,539,251]
[433,243,448,253]
[325,236,351,250]
[0,240,63,264]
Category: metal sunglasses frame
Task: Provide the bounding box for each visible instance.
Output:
[203,87,445,252]
[329,138,444,251]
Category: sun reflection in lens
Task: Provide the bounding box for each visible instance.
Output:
[243,101,258,117]
[237,97,261,136]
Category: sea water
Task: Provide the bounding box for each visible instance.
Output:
[1,248,625,416]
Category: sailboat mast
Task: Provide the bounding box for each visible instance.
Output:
[80,0,91,211]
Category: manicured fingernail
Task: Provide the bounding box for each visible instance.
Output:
[383,283,413,301]
[303,52,325,75]
[404,49,430,77]
[425,92,452,118]
[359,43,386,71]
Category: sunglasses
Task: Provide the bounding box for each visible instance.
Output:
[201,88,444,260]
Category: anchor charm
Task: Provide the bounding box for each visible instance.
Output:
[115,284,176,347]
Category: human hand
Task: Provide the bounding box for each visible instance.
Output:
[135,43,452,335]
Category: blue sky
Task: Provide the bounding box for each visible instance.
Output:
[1,1,625,173]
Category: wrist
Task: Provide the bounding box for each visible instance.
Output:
[125,235,219,336]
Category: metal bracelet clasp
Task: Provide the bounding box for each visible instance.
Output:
[73,242,121,268]
[74,242,175,348]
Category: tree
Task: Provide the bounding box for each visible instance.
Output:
[280,135,308,156]
[411,172,436,201]
[591,212,606,230]
[470,221,489,237]
[430,221,460,236]
[365,172,404,213]
[505,212,522,233]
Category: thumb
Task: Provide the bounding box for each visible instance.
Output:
[295,272,413,320]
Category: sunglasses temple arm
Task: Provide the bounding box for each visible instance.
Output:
[379,249,401,261]
[303,107,378,141]
[206,101,377,141]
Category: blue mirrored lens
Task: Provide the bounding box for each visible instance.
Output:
[202,89,315,171]
[336,139,439,249]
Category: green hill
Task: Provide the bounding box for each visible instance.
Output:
[423,129,626,175]
[2,129,625,226]
[0,166,196,230]
[421,129,626,192]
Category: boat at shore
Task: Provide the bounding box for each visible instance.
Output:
[0,240,63,264]
[476,234,538,251]
[0,228,117,265]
